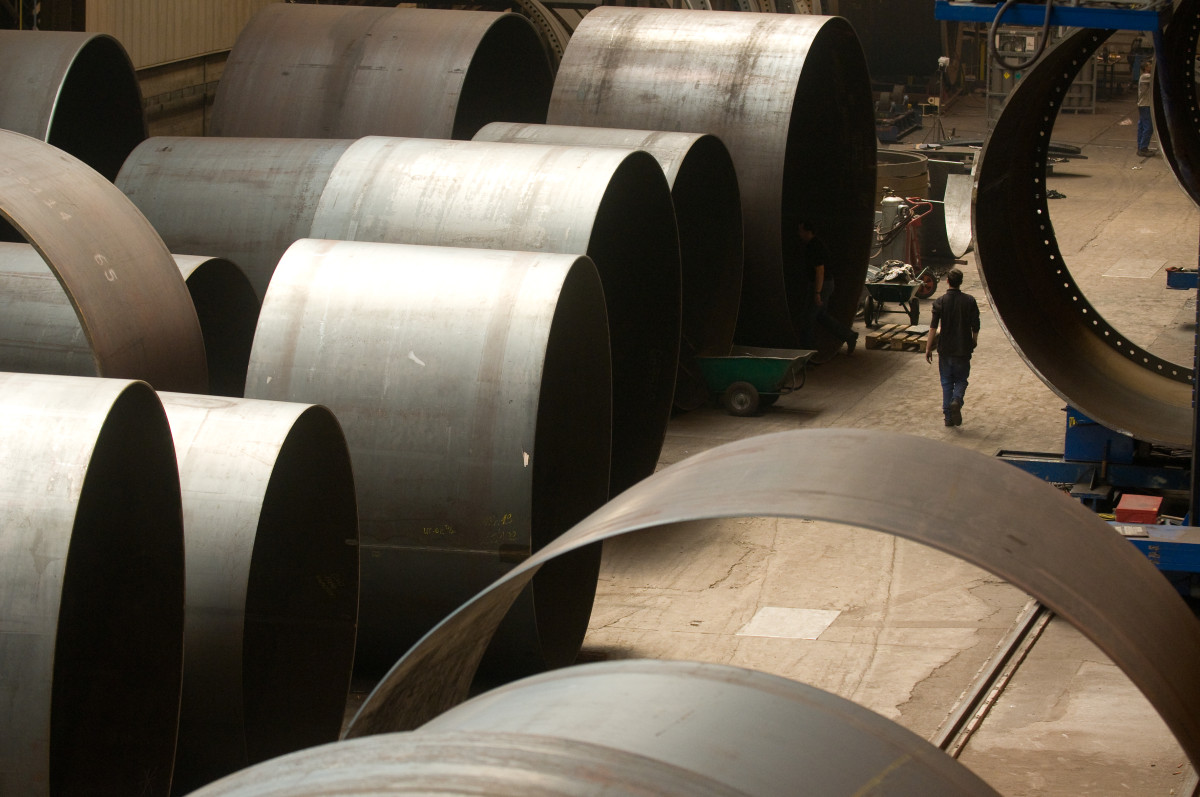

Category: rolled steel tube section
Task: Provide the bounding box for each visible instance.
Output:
[876,149,929,206]
[209,6,552,141]
[1155,0,1200,206]
[0,131,208,393]
[920,159,971,260]
[157,393,359,795]
[345,428,1200,779]
[473,122,744,356]
[185,730,746,797]
[116,137,354,299]
[0,373,184,797]
[245,240,612,680]
[174,256,261,398]
[0,245,259,398]
[548,8,876,350]
[424,660,1000,796]
[310,136,679,495]
[0,31,146,182]
[975,28,1194,445]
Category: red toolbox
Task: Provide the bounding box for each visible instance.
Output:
[1114,494,1163,524]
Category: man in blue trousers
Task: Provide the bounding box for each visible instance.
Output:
[925,268,979,427]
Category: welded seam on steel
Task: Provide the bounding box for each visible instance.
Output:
[975,28,1193,446]
[1156,0,1200,206]
[0,131,208,393]
[345,429,1200,775]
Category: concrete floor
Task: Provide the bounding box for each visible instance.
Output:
[578,87,1198,794]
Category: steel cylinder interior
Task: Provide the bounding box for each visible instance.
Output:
[975,27,1194,445]
[174,256,260,397]
[241,406,359,766]
[0,31,145,182]
[1155,0,1200,206]
[453,15,553,139]
[47,380,184,797]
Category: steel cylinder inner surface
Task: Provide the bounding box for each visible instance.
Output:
[48,36,146,182]
[780,22,876,347]
[50,383,184,797]
[588,153,681,494]
[453,15,553,139]
[242,405,359,767]
[975,27,1194,444]
[1156,0,1200,205]
[177,257,261,398]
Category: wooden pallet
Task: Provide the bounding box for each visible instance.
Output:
[865,324,930,353]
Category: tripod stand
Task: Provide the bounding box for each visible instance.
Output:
[920,62,949,147]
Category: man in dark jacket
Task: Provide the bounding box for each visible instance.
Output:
[925,268,980,426]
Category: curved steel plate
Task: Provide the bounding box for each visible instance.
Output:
[425,659,1001,796]
[116,137,354,299]
[0,373,183,797]
[345,429,1200,776]
[311,136,679,495]
[1155,0,1200,206]
[210,6,552,141]
[159,394,359,794]
[943,172,974,258]
[0,31,145,181]
[186,729,746,797]
[0,131,208,393]
[245,240,611,679]
[974,28,1193,445]
[549,8,875,350]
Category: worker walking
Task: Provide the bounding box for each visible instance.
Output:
[925,268,979,427]
[1137,59,1157,157]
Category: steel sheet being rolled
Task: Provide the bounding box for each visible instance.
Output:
[345,429,1200,779]
[157,393,359,795]
[921,159,973,260]
[0,244,258,398]
[974,28,1193,445]
[187,660,997,796]
[0,31,145,181]
[1155,0,1200,206]
[0,131,208,393]
[245,240,611,680]
[309,136,679,495]
[0,373,184,797]
[423,660,1000,796]
[548,8,876,350]
[473,121,742,408]
[209,6,552,141]
[116,137,354,299]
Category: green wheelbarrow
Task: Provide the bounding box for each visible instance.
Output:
[694,346,816,416]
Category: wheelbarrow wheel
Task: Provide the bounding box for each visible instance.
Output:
[908,297,920,325]
[916,272,937,299]
[722,381,760,416]
[864,296,876,328]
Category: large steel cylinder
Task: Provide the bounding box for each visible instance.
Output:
[548,8,876,350]
[116,137,354,300]
[346,429,1200,779]
[0,373,184,797]
[245,239,612,679]
[473,121,743,410]
[0,31,145,181]
[975,28,1193,445]
[157,393,359,795]
[0,244,258,398]
[0,130,208,393]
[1155,0,1200,207]
[185,730,745,797]
[117,135,679,493]
[209,6,552,141]
[186,660,997,796]
[423,660,1001,796]
[309,136,678,495]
